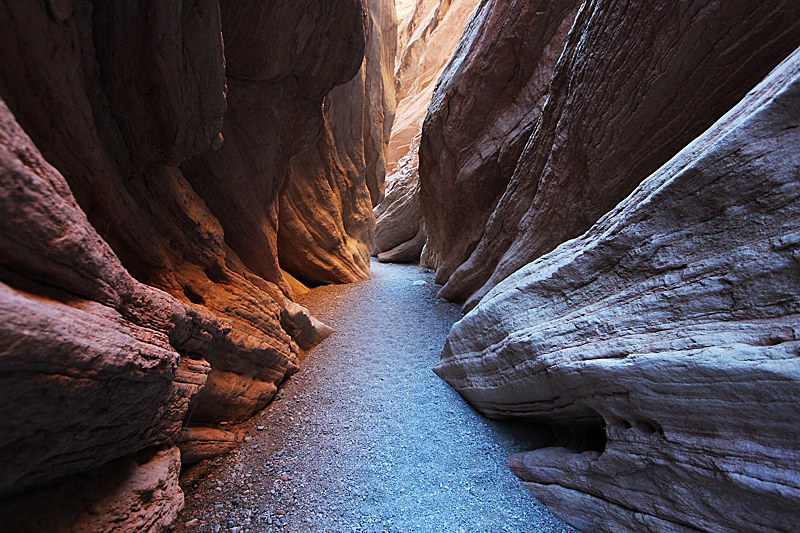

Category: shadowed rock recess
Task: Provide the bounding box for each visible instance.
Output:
[0,0,392,530]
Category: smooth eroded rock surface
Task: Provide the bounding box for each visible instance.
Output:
[420,0,800,310]
[0,0,375,528]
[389,0,480,171]
[278,0,397,285]
[373,135,426,262]
[435,48,800,533]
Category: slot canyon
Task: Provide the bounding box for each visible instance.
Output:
[0,0,798,531]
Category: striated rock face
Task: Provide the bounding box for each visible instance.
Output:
[435,49,800,533]
[0,98,208,497]
[420,0,800,311]
[180,0,367,295]
[389,0,480,170]
[373,135,426,263]
[278,0,397,285]
[373,0,479,263]
[419,0,580,281]
[0,0,380,529]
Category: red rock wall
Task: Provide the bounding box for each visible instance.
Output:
[419,0,800,312]
[0,0,385,529]
[278,0,397,286]
[372,0,479,262]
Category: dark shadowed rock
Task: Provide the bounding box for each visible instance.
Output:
[278,0,397,286]
[181,0,368,293]
[0,446,184,533]
[0,99,208,496]
[0,0,371,528]
[435,48,800,533]
[419,0,800,311]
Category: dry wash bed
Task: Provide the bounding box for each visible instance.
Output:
[173,259,576,533]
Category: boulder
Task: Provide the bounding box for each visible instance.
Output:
[278,0,397,285]
[435,48,800,533]
[419,0,800,311]
[373,134,426,262]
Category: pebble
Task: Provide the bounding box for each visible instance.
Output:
[184,518,198,528]
[276,509,286,516]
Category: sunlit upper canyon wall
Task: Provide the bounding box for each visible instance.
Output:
[0,0,395,529]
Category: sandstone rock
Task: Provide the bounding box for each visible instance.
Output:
[0,0,355,435]
[418,0,581,280]
[372,134,430,263]
[177,428,242,466]
[277,0,396,286]
[374,135,423,256]
[378,224,428,263]
[181,0,368,293]
[420,0,800,311]
[389,0,480,171]
[0,0,364,525]
[435,48,800,533]
[0,98,208,496]
[0,446,184,533]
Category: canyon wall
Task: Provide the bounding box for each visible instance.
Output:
[279,0,397,285]
[419,0,800,312]
[0,0,389,530]
[372,0,479,261]
[435,48,800,532]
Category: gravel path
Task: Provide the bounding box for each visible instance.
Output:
[174,260,576,533]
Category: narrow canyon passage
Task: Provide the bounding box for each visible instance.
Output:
[174,260,575,533]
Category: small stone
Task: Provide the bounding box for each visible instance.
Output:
[244,436,252,442]
[185,519,199,528]
[276,509,286,516]
[257,425,265,431]
[412,280,426,285]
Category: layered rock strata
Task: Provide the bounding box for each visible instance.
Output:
[435,48,800,533]
[0,0,382,529]
[420,0,800,311]
[278,0,397,285]
[373,0,479,262]
[389,0,481,169]
[373,135,427,263]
